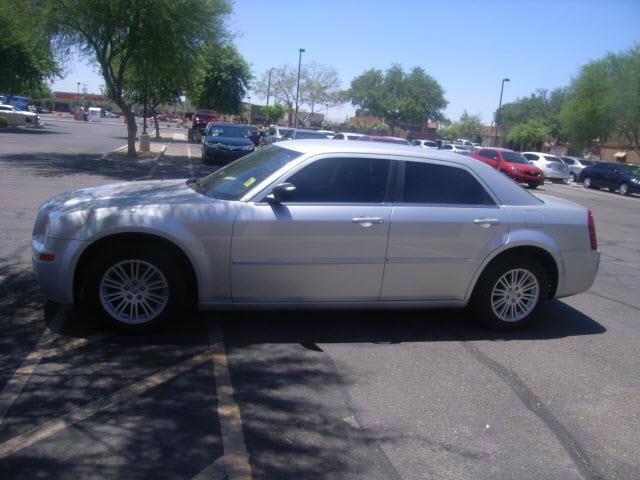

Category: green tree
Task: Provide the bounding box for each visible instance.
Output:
[507,118,550,151]
[190,43,251,115]
[260,104,286,124]
[441,111,483,141]
[348,64,447,134]
[0,0,60,96]
[499,88,566,140]
[254,66,298,126]
[50,0,231,157]
[561,45,640,155]
[300,62,342,117]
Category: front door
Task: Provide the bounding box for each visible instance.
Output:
[231,155,393,301]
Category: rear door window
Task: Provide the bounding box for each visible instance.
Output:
[401,162,495,206]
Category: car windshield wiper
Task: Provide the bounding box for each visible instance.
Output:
[186,177,205,194]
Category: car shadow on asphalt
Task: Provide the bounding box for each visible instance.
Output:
[0,127,68,135]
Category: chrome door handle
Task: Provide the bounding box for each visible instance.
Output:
[473,218,501,226]
[352,216,384,226]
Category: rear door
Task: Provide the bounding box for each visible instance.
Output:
[231,155,394,301]
[382,160,508,301]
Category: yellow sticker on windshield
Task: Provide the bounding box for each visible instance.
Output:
[243,177,256,187]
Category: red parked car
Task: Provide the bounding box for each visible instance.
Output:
[470,147,544,189]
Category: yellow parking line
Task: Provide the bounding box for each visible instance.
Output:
[0,306,69,426]
[208,322,252,480]
[0,350,214,459]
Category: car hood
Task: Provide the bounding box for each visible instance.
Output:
[205,136,253,146]
[42,179,208,214]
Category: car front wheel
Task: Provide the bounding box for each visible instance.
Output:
[84,244,186,331]
[619,182,630,196]
[471,258,548,330]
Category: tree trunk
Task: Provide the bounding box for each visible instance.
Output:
[150,106,160,139]
[126,111,137,158]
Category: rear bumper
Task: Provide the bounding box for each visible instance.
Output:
[544,170,570,180]
[556,250,600,298]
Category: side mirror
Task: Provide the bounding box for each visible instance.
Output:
[266,183,296,203]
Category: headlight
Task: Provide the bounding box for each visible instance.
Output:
[242,145,254,150]
[510,167,521,174]
[631,178,640,183]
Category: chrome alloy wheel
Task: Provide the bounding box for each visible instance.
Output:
[99,260,169,325]
[490,268,540,323]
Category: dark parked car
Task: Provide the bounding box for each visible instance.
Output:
[579,162,640,196]
[202,123,254,164]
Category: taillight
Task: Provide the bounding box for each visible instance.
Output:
[588,210,597,250]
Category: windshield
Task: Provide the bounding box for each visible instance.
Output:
[206,125,247,138]
[501,151,530,164]
[192,145,303,200]
[620,164,640,175]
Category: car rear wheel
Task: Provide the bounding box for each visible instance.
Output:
[570,173,577,182]
[84,244,186,331]
[471,258,548,330]
[619,182,630,196]
[583,177,593,188]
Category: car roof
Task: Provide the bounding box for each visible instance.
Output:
[276,139,480,164]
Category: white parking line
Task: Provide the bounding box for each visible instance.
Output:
[207,321,252,480]
[0,349,215,459]
[0,306,69,426]
[187,142,195,177]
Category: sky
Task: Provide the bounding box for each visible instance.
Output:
[51,0,640,124]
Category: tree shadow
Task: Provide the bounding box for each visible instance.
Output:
[0,127,69,135]
[0,153,152,181]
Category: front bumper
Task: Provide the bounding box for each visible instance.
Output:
[203,146,253,163]
[556,250,600,298]
[512,172,544,183]
[32,236,85,304]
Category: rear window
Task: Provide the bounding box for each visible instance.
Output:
[543,155,562,163]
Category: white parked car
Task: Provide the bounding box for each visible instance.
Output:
[0,104,39,126]
[32,141,599,332]
[441,143,472,155]
[522,152,570,182]
[333,132,370,141]
[560,156,596,182]
[413,139,439,149]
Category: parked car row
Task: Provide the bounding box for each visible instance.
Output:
[579,162,640,196]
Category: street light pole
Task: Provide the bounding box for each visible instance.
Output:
[266,68,273,109]
[294,48,305,128]
[494,77,510,147]
[76,82,80,107]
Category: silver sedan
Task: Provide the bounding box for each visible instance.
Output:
[32,141,600,330]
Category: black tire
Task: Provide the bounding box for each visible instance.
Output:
[570,173,577,182]
[82,243,186,331]
[583,176,593,189]
[470,257,549,331]
[527,182,540,189]
[619,182,630,196]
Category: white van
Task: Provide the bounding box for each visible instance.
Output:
[88,107,102,122]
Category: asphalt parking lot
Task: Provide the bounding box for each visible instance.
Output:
[1,121,639,479]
